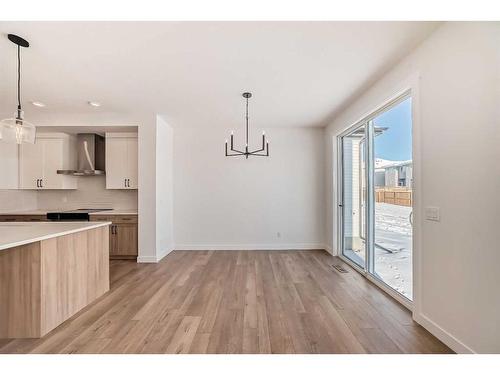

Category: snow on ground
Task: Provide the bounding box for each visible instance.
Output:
[344,202,413,299]
[374,202,413,299]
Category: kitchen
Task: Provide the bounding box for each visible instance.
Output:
[0,127,139,338]
[0,128,139,259]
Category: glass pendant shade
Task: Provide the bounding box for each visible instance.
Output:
[0,111,36,144]
[1,34,36,145]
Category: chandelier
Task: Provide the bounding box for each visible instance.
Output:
[0,34,36,144]
[225,92,269,159]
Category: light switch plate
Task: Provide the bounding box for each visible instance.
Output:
[425,206,440,221]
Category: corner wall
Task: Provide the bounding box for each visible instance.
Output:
[325,22,500,353]
[155,116,175,260]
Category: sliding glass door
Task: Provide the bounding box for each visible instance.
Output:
[340,123,367,268]
[339,93,413,301]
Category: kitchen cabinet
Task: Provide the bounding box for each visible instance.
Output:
[0,142,19,189]
[105,133,138,189]
[90,214,138,259]
[19,133,77,190]
[0,215,47,222]
[114,224,138,257]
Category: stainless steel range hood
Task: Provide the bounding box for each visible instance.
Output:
[57,133,105,176]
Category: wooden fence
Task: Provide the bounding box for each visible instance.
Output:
[375,187,412,207]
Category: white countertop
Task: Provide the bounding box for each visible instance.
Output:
[0,209,138,216]
[89,209,138,215]
[0,221,112,251]
[0,210,50,215]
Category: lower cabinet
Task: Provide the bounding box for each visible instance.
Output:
[0,215,47,222]
[90,215,138,260]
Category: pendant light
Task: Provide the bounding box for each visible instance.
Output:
[225,92,269,159]
[0,34,36,144]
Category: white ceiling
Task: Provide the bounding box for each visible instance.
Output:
[0,22,439,129]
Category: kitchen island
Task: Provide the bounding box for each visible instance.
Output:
[0,221,111,338]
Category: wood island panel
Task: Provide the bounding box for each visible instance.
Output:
[0,226,109,338]
[0,242,42,338]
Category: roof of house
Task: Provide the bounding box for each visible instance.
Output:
[375,158,412,170]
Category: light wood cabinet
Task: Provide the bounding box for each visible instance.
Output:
[19,133,77,190]
[90,215,138,259]
[0,215,47,222]
[114,224,138,257]
[105,133,138,189]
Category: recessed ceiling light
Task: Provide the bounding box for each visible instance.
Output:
[31,101,46,107]
[88,101,101,107]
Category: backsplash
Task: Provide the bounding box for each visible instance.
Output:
[0,190,38,213]
[37,176,137,210]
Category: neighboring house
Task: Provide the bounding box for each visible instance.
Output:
[375,159,412,188]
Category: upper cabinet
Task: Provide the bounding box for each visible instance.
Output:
[0,142,19,189]
[105,133,138,189]
[19,133,77,190]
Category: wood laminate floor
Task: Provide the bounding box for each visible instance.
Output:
[0,250,452,354]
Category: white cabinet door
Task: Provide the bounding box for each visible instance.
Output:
[19,134,76,190]
[106,137,129,189]
[105,134,138,189]
[41,138,64,189]
[126,137,138,189]
[0,142,19,189]
[19,142,44,189]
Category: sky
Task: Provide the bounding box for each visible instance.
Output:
[373,97,412,161]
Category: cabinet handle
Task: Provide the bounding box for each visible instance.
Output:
[124,178,126,188]
[127,178,130,187]
[40,179,43,188]
[36,179,39,188]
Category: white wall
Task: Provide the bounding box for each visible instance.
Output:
[155,116,175,260]
[136,116,159,262]
[174,126,326,250]
[325,22,500,353]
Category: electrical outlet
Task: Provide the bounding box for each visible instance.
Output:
[425,207,440,221]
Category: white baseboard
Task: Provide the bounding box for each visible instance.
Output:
[136,255,158,263]
[413,312,475,353]
[137,246,174,263]
[156,246,174,262]
[174,243,328,251]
